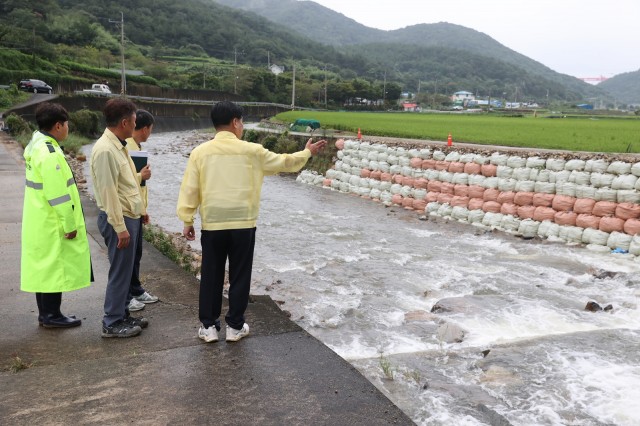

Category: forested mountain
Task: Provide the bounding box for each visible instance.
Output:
[598,70,640,105]
[0,0,620,107]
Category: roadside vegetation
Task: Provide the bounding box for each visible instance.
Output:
[276,111,640,153]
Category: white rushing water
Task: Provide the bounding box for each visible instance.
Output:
[86,131,640,425]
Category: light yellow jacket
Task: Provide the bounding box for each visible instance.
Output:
[177,131,311,230]
[125,137,148,208]
[90,128,145,233]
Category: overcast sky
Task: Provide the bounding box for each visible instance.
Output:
[309,0,639,81]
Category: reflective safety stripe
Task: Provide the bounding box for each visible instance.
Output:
[67,178,75,187]
[48,194,71,207]
[25,179,43,190]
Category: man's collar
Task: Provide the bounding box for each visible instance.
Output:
[104,128,128,149]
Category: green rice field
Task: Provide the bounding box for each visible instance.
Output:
[276,111,640,153]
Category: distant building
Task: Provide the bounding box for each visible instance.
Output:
[402,102,420,112]
[451,91,474,103]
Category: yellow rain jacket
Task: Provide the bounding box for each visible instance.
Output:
[177,131,311,230]
[21,131,91,293]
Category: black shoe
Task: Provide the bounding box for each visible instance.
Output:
[102,320,141,338]
[42,314,81,328]
[124,315,149,329]
[39,314,76,326]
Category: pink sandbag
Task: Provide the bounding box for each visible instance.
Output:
[437,193,453,204]
[421,159,436,170]
[426,191,440,203]
[554,211,577,226]
[517,205,536,219]
[412,199,427,211]
[427,181,442,192]
[402,177,415,187]
[402,197,415,209]
[533,193,555,207]
[500,203,518,216]
[360,169,371,178]
[468,185,485,199]
[514,192,534,206]
[482,201,501,213]
[533,206,556,222]
[552,195,577,212]
[440,182,455,194]
[380,172,393,182]
[391,194,404,206]
[592,201,617,217]
[599,217,625,233]
[450,196,470,208]
[464,162,481,175]
[370,170,382,180]
[616,202,640,220]
[576,214,600,229]
[468,198,484,210]
[483,188,500,202]
[624,218,640,235]
[481,164,498,177]
[448,162,465,173]
[435,161,449,171]
[414,178,428,189]
[335,139,345,150]
[454,184,469,197]
[410,158,423,169]
[573,198,596,215]
[393,174,404,184]
[497,191,516,205]
[323,179,332,187]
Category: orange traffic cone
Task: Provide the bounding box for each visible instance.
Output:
[357,128,362,140]
[447,133,453,146]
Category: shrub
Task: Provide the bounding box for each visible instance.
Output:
[243,129,259,143]
[261,135,278,151]
[274,135,300,154]
[4,113,32,137]
[69,109,101,138]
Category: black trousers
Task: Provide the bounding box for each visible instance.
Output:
[200,228,256,330]
[35,292,62,317]
[129,217,145,297]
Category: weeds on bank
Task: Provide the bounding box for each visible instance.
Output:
[143,224,200,275]
[7,355,33,373]
[379,354,394,380]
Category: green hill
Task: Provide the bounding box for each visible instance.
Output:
[598,70,640,105]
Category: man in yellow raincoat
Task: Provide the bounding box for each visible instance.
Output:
[21,103,91,328]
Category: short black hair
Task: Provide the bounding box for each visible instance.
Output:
[135,110,154,130]
[35,103,68,131]
[103,98,137,127]
[210,101,243,128]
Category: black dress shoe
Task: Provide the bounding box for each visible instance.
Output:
[42,314,81,328]
[39,314,76,326]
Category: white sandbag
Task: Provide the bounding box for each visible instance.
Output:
[538,220,560,238]
[490,153,508,166]
[330,180,340,190]
[500,215,521,232]
[473,155,489,165]
[506,156,526,168]
[359,142,371,151]
[536,169,552,182]
[590,173,615,188]
[360,178,371,189]
[380,191,393,205]
[558,226,583,243]
[357,187,372,197]
[370,188,382,199]
[552,170,571,183]
[482,212,504,228]
[387,154,399,165]
[373,143,388,152]
[496,166,514,179]
[629,235,640,256]
[412,188,427,200]
[396,147,408,158]
[350,166,361,176]
[369,160,380,171]
[631,162,640,177]
[582,228,610,245]
[359,159,370,169]
[468,209,486,224]
[526,157,547,169]
[399,157,411,167]
[419,149,432,159]
[585,159,609,173]
[468,174,487,186]
[546,158,566,171]
[426,202,441,214]
[515,180,536,192]
[452,173,469,185]
[336,150,345,160]
[445,152,461,162]
[451,206,470,221]
[518,219,540,238]
[379,181,392,191]
[367,151,379,161]
[497,178,517,192]
[378,162,390,173]
[344,140,359,150]
[512,167,531,181]
[482,177,500,189]
[568,171,591,185]
[594,188,617,202]
[607,161,632,175]
[534,181,556,194]
[439,171,454,183]
[528,168,540,181]
[565,159,586,171]
[401,166,414,177]
[607,232,632,251]
[437,204,453,217]
[369,179,381,190]
[617,190,640,204]
[377,152,389,163]
[349,175,362,187]
[425,170,440,180]
[390,165,402,175]
[400,186,413,198]
[432,150,446,161]
[612,174,638,190]
[408,149,420,158]
[339,182,349,193]
[575,185,597,199]
[556,181,577,197]
[325,169,338,179]
[459,153,476,163]
[390,183,403,195]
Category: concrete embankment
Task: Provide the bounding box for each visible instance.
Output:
[0,132,413,425]
[299,138,640,256]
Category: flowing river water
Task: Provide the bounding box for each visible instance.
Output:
[84,131,640,425]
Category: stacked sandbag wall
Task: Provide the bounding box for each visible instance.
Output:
[296,139,640,256]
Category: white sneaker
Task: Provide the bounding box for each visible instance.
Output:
[128,298,145,312]
[226,323,249,342]
[198,326,218,343]
[135,291,159,304]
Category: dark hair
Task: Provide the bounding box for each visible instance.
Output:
[210,101,243,128]
[35,103,68,131]
[103,98,137,127]
[135,110,155,130]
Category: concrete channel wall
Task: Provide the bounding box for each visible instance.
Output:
[298,139,640,256]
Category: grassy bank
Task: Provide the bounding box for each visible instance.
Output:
[276,111,640,153]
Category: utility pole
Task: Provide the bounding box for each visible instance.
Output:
[291,63,296,110]
[109,12,126,95]
[324,65,327,109]
[383,70,387,105]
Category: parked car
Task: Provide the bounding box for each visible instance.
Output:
[18,79,53,94]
